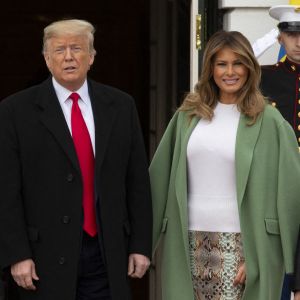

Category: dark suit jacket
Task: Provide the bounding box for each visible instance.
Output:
[0,77,152,300]
[261,58,300,144]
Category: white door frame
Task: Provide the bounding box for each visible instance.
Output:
[190,0,200,91]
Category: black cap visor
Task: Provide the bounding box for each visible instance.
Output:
[278,22,300,32]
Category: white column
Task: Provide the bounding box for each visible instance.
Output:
[190,0,199,91]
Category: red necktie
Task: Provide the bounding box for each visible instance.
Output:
[70,92,97,237]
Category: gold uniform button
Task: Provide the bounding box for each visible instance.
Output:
[271,102,276,107]
[298,125,300,131]
[298,99,300,104]
[299,147,300,153]
[298,112,300,118]
[298,137,300,143]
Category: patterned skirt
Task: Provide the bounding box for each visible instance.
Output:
[188,231,245,300]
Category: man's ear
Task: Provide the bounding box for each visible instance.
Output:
[277,33,283,45]
[44,53,51,70]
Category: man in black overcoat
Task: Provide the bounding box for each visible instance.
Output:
[0,19,152,300]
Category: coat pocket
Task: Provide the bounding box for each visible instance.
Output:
[161,217,168,233]
[265,218,280,235]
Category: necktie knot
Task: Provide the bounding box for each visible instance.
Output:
[69,92,80,103]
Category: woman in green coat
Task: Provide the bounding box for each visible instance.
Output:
[150,30,300,300]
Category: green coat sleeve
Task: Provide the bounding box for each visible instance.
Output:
[277,120,300,273]
[149,112,179,254]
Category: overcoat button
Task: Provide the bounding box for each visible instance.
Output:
[66,173,74,182]
[58,257,65,265]
[62,216,70,224]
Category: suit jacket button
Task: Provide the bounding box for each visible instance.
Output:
[58,257,65,265]
[66,173,74,182]
[62,216,70,224]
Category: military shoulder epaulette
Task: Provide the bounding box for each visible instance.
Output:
[261,63,281,71]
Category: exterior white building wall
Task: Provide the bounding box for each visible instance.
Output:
[219,0,289,65]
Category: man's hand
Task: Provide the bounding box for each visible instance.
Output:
[128,253,150,278]
[233,262,246,286]
[11,259,39,290]
[295,291,300,300]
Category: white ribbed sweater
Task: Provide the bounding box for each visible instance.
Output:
[187,102,241,232]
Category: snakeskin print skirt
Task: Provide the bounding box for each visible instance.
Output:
[188,231,245,300]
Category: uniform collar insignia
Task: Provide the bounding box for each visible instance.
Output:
[284,58,300,73]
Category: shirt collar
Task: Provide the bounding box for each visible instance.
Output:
[51,77,90,105]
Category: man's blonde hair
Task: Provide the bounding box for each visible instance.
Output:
[43,19,96,55]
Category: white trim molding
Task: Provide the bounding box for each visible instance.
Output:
[219,0,288,8]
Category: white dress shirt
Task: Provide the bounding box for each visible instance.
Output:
[52,77,95,154]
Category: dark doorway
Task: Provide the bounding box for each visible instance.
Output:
[0,0,150,151]
[0,1,150,300]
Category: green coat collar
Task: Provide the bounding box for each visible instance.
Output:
[235,113,263,207]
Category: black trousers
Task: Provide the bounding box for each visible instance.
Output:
[76,232,111,300]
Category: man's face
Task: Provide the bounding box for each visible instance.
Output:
[44,34,94,91]
[279,31,300,64]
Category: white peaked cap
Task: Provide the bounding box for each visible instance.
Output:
[269,5,300,22]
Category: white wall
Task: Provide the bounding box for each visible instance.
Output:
[219,0,289,65]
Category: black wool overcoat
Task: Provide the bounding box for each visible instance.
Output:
[0,77,152,300]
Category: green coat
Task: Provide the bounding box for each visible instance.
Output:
[150,105,300,300]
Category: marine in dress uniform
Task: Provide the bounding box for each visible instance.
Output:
[261,58,300,149]
[260,4,300,300]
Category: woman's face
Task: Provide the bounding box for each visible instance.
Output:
[212,47,249,104]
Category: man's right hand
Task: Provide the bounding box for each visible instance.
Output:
[11,259,39,290]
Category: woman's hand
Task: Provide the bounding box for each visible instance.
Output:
[233,262,246,286]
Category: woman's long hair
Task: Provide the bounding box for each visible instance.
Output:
[180,30,266,124]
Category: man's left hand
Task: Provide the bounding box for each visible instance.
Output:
[295,291,300,300]
[128,254,150,278]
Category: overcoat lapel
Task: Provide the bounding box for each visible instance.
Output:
[88,81,117,174]
[35,78,80,173]
[35,79,117,176]
[235,112,263,207]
